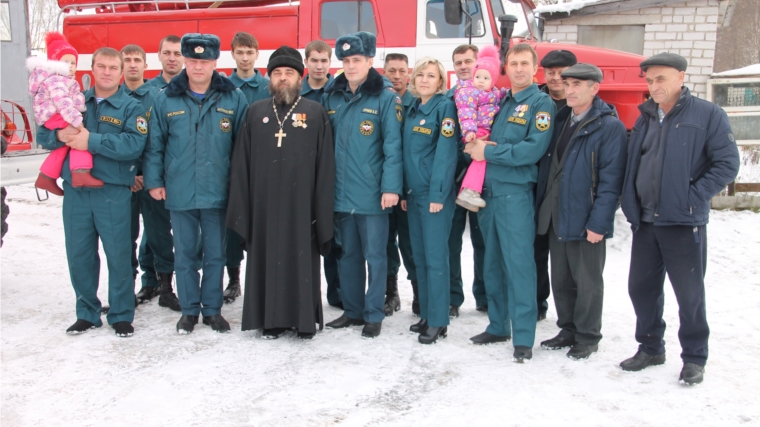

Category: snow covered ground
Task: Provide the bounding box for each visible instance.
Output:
[2,185,759,427]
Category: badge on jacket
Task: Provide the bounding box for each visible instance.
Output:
[360,120,374,136]
[396,105,403,122]
[219,117,231,132]
[441,118,455,138]
[136,116,148,135]
[536,112,551,132]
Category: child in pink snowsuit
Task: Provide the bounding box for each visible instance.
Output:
[453,45,506,211]
[29,32,103,196]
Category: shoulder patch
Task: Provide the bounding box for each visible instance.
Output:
[536,112,551,132]
[395,105,403,122]
[441,118,456,138]
[136,116,148,135]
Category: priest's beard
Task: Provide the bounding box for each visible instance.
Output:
[269,79,303,105]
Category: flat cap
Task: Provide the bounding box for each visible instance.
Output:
[335,31,376,60]
[540,50,577,68]
[640,52,688,72]
[181,33,220,60]
[561,63,603,83]
[267,45,304,76]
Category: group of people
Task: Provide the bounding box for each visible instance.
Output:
[29,26,740,386]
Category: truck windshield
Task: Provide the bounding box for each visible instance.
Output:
[490,0,533,39]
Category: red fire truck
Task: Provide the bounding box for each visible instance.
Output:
[59,0,649,129]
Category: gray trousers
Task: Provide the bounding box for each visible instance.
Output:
[548,227,605,345]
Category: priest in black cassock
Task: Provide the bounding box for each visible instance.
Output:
[226,46,335,339]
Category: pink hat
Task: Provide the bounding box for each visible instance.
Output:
[474,45,500,80]
[45,32,78,64]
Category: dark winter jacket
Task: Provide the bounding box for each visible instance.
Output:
[535,96,627,240]
[621,87,740,230]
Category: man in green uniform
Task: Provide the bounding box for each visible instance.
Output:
[147,35,184,89]
[145,33,249,334]
[37,47,148,337]
[464,44,555,362]
[222,31,271,303]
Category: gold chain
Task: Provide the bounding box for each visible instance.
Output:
[272,96,302,130]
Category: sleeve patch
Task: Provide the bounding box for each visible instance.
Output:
[136,116,148,135]
[441,118,456,138]
[536,112,551,132]
[396,105,403,122]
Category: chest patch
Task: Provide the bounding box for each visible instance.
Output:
[216,108,234,115]
[167,110,185,118]
[412,126,432,135]
[100,116,122,127]
[136,116,148,135]
[219,117,231,132]
[536,112,551,132]
[441,118,456,138]
[362,108,378,115]
[508,116,527,125]
[327,110,336,115]
[360,120,374,136]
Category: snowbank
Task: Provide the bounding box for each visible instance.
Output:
[712,64,760,77]
[535,0,607,15]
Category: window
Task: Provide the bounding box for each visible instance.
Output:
[1,1,11,41]
[320,1,377,40]
[578,25,645,55]
[425,0,485,39]
[709,79,760,142]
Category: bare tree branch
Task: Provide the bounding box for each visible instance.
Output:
[27,0,61,50]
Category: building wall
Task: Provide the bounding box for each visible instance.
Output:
[542,0,723,100]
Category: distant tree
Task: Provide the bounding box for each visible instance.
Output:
[28,0,61,50]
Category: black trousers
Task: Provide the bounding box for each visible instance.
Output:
[628,222,709,366]
[548,228,605,345]
[534,233,551,314]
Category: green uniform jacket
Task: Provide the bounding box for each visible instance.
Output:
[402,93,459,203]
[301,74,333,102]
[401,90,415,116]
[229,70,269,104]
[144,70,249,211]
[322,68,403,215]
[36,86,147,186]
[146,72,173,90]
[483,84,556,196]
[122,81,159,173]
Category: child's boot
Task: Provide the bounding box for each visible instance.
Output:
[456,188,486,212]
[72,169,104,189]
[34,173,64,196]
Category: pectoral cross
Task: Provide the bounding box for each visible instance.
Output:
[275,129,286,147]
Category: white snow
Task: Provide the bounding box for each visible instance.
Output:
[2,184,760,426]
[535,0,607,15]
[712,64,760,77]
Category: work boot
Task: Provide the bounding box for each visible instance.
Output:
[202,314,231,333]
[383,275,400,316]
[411,280,420,315]
[223,267,242,303]
[679,362,705,385]
[34,173,64,196]
[71,169,104,188]
[136,286,161,304]
[157,272,181,312]
[455,188,486,212]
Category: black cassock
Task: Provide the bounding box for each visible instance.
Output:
[226,97,335,333]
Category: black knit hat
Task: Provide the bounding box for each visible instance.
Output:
[267,46,304,76]
[540,50,577,68]
[640,52,688,72]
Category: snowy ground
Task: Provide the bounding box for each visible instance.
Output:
[2,185,759,427]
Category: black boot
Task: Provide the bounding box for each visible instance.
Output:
[157,272,182,312]
[411,280,420,315]
[679,362,705,385]
[223,267,242,303]
[419,326,447,344]
[383,275,400,316]
[409,318,428,334]
[136,286,161,304]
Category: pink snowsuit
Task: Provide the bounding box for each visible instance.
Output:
[454,79,506,193]
[27,56,90,178]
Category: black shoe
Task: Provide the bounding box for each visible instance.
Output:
[409,318,428,334]
[419,326,447,344]
[567,343,598,360]
[470,331,510,345]
[620,349,666,372]
[176,315,199,334]
[328,301,344,310]
[540,333,576,350]
[383,275,401,316]
[537,311,547,321]
[262,327,288,340]
[136,286,161,304]
[100,305,110,314]
[326,315,365,329]
[679,362,705,385]
[66,319,97,335]
[112,322,134,337]
[411,280,420,315]
[361,322,382,338]
[158,272,182,312]
[223,267,242,303]
[202,314,231,333]
[297,331,315,340]
[513,346,533,363]
[476,305,488,313]
[449,305,459,318]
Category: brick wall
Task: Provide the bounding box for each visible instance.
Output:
[542,0,723,99]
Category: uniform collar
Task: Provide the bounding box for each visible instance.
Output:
[121,80,151,96]
[506,83,539,103]
[230,69,265,88]
[301,73,333,95]
[400,90,415,108]
[85,86,128,107]
[412,93,444,115]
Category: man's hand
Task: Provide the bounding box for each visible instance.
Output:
[149,187,166,200]
[130,176,144,192]
[463,138,496,162]
[65,126,90,151]
[56,125,80,143]
[587,229,604,244]
[429,202,443,213]
[400,200,407,211]
[381,193,399,209]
